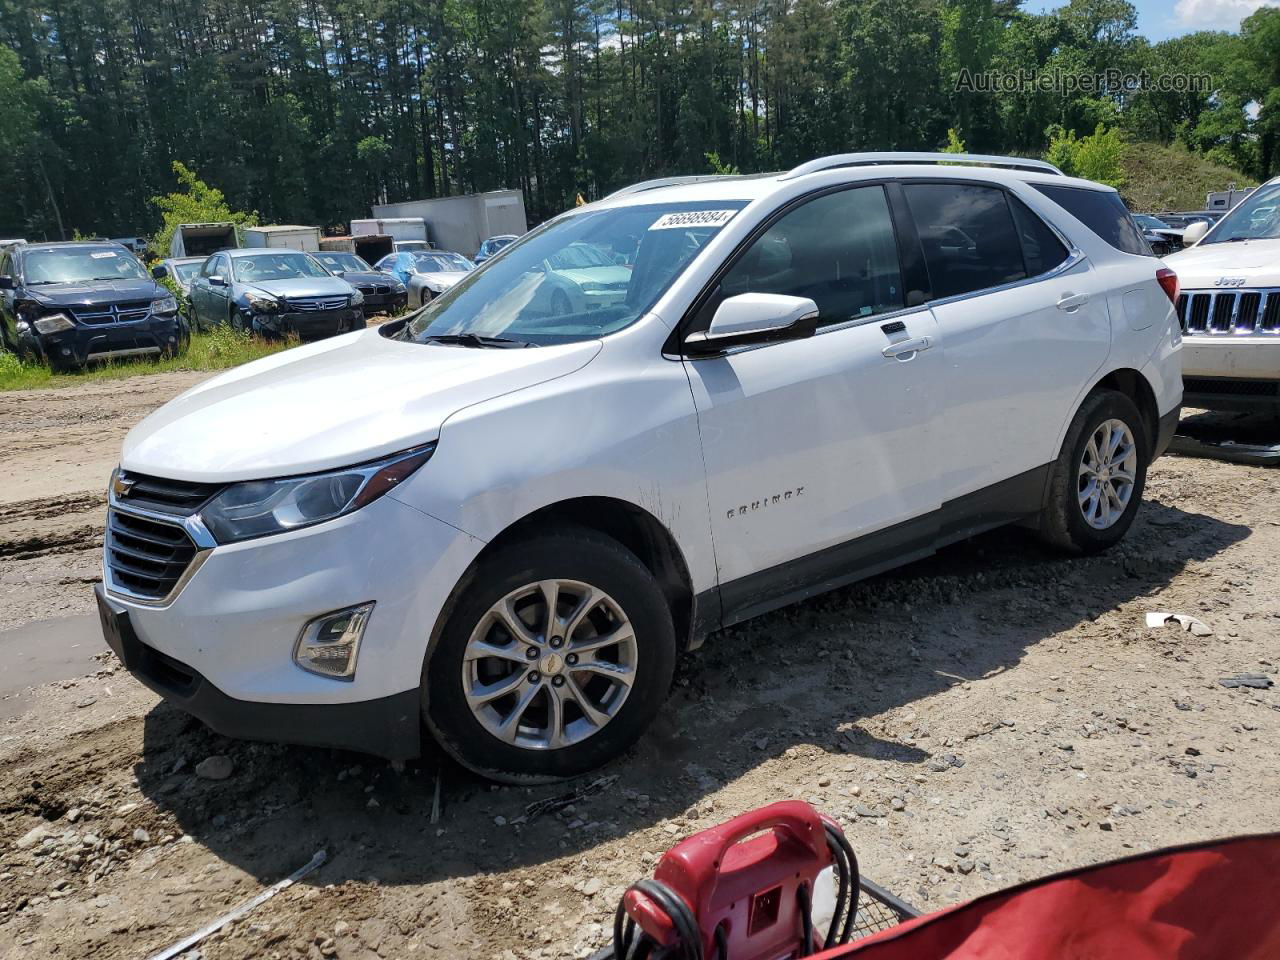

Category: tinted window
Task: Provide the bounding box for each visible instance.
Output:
[1008,194,1069,276]
[904,183,1026,300]
[22,246,149,284]
[719,186,903,327]
[1032,184,1151,256]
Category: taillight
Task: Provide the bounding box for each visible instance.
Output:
[1156,268,1178,304]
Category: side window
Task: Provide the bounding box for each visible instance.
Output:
[903,183,1027,300]
[0,252,11,278]
[199,256,217,278]
[1031,183,1152,257]
[719,185,904,327]
[1008,194,1069,276]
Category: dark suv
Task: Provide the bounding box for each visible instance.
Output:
[0,241,186,370]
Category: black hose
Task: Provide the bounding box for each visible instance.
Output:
[824,824,861,945]
[822,823,850,949]
[796,882,813,957]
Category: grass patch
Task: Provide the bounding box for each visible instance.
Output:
[0,326,295,392]
[1121,141,1257,213]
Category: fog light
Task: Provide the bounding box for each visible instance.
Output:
[293,603,374,680]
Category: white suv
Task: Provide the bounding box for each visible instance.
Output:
[1165,175,1280,416]
[95,153,1183,782]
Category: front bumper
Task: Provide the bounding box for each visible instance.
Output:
[1181,335,1280,412]
[96,583,421,758]
[99,494,484,758]
[357,290,408,314]
[251,308,364,341]
[26,315,184,367]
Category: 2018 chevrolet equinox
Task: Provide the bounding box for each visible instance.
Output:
[96,153,1183,782]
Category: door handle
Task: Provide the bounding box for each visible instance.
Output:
[882,336,932,359]
[1057,292,1090,312]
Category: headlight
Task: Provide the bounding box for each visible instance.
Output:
[390,280,406,292]
[152,295,179,315]
[244,291,283,314]
[349,289,364,308]
[34,313,74,334]
[579,282,605,292]
[199,444,436,544]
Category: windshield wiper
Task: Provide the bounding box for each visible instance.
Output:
[422,332,535,348]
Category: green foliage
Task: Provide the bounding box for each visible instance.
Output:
[0,327,291,391]
[942,128,967,153]
[1121,140,1257,211]
[1044,123,1126,188]
[150,163,257,258]
[705,152,740,175]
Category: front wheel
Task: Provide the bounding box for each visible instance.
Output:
[1038,389,1149,554]
[424,528,676,783]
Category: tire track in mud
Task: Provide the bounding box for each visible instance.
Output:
[0,493,105,560]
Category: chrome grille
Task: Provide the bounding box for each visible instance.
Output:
[1176,289,1280,335]
[115,470,222,515]
[105,509,200,602]
[70,302,153,326]
[286,296,349,312]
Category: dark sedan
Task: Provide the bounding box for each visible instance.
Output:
[311,250,408,315]
[188,249,365,340]
[0,241,185,370]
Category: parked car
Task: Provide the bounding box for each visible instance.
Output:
[96,152,1181,782]
[0,241,185,369]
[524,240,633,315]
[1156,211,1222,231]
[1133,215,1183,256]
[161,256,208,298]
[186,249,365,339]
[475,234,519,264]
[394,240,434,254]
[311,250,408,315]
[1165,175,1280,416]
[375,250,474,307]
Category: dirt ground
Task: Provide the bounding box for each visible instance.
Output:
[1,374,1278,960]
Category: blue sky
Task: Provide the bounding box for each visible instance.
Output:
[1027,0,1280,41]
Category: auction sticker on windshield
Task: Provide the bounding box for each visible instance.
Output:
[649,210,739,230]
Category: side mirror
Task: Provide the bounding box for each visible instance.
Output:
[209,275,228,287]
[151,264,168,279]
[1182,221,1209,246]
[683,293,819,356]
[0,275,14,290]
[334,270,346,277]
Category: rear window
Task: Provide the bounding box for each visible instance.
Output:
[1032,184,1152,257]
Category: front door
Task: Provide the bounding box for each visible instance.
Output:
[682,185,944,623]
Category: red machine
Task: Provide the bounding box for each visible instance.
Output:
[604,801,1280,960]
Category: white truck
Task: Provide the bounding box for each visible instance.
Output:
[1167,175,1280,417]
[371,190,528,258]
[242,225,321,251]
[351,218,432,253]
[169,223,238,259]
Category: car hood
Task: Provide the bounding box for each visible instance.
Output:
[242,277,353,299]
[121,329,603,482]
[1166,237,1280,284]
[341,270,401,287]
[416,271,466,290]
[26,278,165,307]
[554,265,631,286]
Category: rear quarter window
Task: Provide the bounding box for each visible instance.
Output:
[1031,184,1152,257]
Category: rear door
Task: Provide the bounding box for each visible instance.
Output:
[901,180,1111,504]
[682,184,944,619]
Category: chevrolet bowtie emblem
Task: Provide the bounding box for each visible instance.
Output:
[113,474,137,498]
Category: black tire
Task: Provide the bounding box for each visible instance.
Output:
[424,527,676,783]
[1038,389,1149,554]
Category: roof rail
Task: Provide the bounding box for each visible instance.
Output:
[603,174,744,200]
[782,152,1062,179]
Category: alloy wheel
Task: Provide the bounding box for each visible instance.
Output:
[1078,418,1137,530]
[462,579,638,750]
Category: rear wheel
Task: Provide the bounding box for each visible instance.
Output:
[1038,389,1149,554]
[424,528,676,782]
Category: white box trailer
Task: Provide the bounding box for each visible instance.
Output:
[169,222,238,259]
[1206,187,1254,210]
[371,190,527,258]
[319,234,396,264]
[242,225,321,251]
[350,218,429,247]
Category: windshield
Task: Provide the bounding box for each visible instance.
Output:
[1203,183,1280,243]
[232,253,329,282]
[24,246,148,285]
[407,200,746,345]
[413,252,473,273]
[1134,215,1169,229]
[313,252,371,274]
[172,262,203,283]
[486,237,516,253]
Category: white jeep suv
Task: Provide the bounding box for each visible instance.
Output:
[95,153,1183,782]
[1165,175,1280,416]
